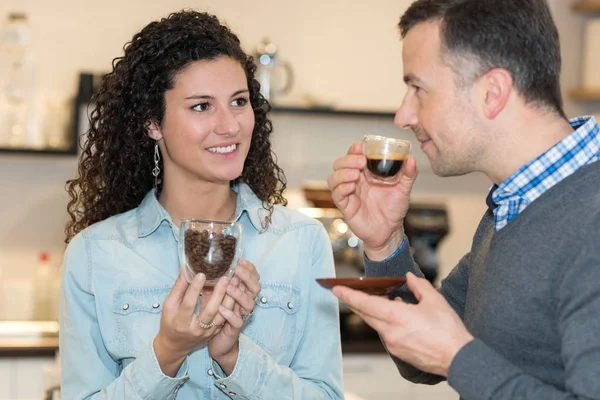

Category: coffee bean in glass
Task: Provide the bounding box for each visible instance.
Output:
[179,219,244,286]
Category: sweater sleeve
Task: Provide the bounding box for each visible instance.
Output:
[364,239,473,386]
[363,212,495,387]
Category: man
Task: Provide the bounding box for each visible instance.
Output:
[327,0,600,399]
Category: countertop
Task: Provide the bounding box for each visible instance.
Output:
[0,320,384,357]
[0,321,58,357]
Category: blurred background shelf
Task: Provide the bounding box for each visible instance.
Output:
[271,106,396,119]
[0,321,58,357]
[0,146,77,156]
[569,88,600,101]
[572,1,600,13]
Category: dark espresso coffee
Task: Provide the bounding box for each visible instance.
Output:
[366,156,404,178]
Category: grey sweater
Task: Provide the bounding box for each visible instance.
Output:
[364,161,600,400]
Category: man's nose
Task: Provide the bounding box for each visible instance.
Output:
[394,95,418,130]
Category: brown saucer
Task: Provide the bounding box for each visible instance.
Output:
[316,277,406,296]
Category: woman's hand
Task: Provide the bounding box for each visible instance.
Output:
[153,271,229,377]
[208,259,261,375]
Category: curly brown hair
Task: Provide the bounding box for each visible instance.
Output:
[65,10,287,243]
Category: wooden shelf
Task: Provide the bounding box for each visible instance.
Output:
[572,1,600,13]
[0,146,77,156]
[569,88,600,101]
[271,106,395,119]
[0,337,58,357]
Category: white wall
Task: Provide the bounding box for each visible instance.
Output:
[0,0,411,112]
[0,0,596,284]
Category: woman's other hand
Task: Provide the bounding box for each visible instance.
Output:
[153,271,229,377]
[208,259,261,375]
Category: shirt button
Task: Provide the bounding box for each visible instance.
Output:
[207,368,214,376]
[260,297,267,304]
[122,304,129,310]
[219,383,227,389]
[152,303,160,309]
[287,302,293,309]
[228,392,236,397]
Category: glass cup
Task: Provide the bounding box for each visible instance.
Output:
[179,219,244,286]
[362,134,411,185]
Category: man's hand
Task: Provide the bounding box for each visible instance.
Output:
[327,142,418,260]
[332,272,473,376]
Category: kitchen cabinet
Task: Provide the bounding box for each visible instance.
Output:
[0,359,14,398]
[0,322,59,399]
[0,357,55,399]
[16,357,55,399]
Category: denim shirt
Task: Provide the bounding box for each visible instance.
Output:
[59,184,344,400]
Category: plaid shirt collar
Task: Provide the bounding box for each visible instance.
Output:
[489,115,600,231]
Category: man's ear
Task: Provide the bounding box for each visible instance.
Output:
[479,68,513,120]
[146,121,163,141]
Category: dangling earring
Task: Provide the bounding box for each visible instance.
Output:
[152,143,161,189]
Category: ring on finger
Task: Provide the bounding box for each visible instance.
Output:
[241,309,255,322]
[199,319,215,329]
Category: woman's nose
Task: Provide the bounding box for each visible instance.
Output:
[214,107,240,136]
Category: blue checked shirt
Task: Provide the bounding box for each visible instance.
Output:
[490,115,600,231]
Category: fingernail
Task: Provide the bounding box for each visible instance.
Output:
[197,273,206,281]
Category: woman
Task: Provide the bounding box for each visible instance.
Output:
[61,10,343,399]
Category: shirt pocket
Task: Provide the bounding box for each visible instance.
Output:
[111,285,171,355]
[244,282,301,357]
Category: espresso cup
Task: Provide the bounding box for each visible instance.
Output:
[362,134,411,185]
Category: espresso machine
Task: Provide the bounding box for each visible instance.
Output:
[304,203,449,283]
[403,203,449,283]
[301,202,449,352]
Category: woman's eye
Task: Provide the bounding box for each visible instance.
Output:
[192,102,211,112]
[413,85,421,93]
[232,97,249,107]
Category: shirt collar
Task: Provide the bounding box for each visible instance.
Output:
[492,115,599,205]
[136,183,267,239]
[136,189,174,239]
[233,183,268,232]
[486,184,499,211]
